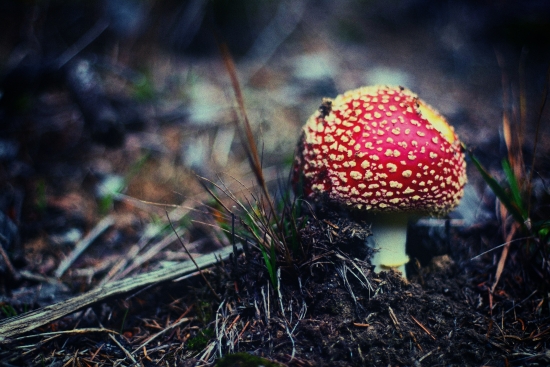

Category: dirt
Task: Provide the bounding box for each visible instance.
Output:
[4,210,547,366]
[209,214,547,367]
[1,1,550,366]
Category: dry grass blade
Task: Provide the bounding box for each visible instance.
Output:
[491,222,519,294]
[167,212,221,301]
[218,44,293,264]
[54,216,115,278]
[219,43,269,201]
[100,198,196,284]
[410,315,436,340]
[196,175,252,219]
[114,231,179,280]
[491,50,541,288]
[133,316,193,353]
[10,328,119,341]
[388,306,403,339]
[196,174,234,215]
[108,332,137,365]
[335,263,363,312]
[0,239,20,281]
[419,349,437,362]
[496,50,525,182]
[195,174,269,251]
[388,306,400,327]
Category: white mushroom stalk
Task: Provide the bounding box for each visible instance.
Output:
[366,212,410,275]
[293,85,467,278]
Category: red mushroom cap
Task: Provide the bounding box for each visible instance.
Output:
[293,85,467,215]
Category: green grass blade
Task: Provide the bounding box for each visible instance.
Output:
[467,150,526,228]
[501,159,528,219]
[533,219,550,242]
[259,245,277,290]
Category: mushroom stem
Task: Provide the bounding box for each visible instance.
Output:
[367,212,410,277]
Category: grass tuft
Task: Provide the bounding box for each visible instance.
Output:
[469,59,550,290]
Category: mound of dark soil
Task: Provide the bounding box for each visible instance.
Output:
[209,216,547,367]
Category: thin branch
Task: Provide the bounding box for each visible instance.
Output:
[0,246,235,342]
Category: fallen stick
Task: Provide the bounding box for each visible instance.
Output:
[54,216,115,278]
[0,245,236,342]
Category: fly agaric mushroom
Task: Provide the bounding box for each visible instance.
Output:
[293,85,467,277]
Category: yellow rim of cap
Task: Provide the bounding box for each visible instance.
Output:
[417,101,456,144]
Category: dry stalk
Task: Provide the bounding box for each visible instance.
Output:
[133,316,194,353]
[409,330,423,352]
[418,348,437,362]
[388,306,403,338]
[335,264,360,308]
[214,300,226,359]
[491,222,520,295]
[198,341,216,365]
[262,285,270,323]
[108,332,138,365]
[54,215,115,278]
[167,212,221,302]
[10,328,119,341]
[0,238,20,281]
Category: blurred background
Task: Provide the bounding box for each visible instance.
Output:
[1,0,549,288]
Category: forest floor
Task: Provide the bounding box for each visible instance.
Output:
[1,1,550,366]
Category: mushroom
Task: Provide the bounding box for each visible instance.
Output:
[293,85,467,277]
